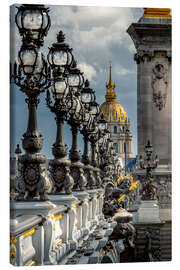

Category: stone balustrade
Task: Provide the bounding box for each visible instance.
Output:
[10,190,105,266]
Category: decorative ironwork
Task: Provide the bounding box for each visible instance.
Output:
[11,4,52,201]
[45,31,76,194]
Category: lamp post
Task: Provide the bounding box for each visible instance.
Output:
[88,124,102,188]
[138,140,159,200]
[46,31,74,194]
[98,128,111,186]
[88,103,105,189]
[102,137,115,185]
[80,80,96,189]
[67,61,87,191]
[11,4,51,201]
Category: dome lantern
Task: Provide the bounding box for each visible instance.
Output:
[105,63,116,102]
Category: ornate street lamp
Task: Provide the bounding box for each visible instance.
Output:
[80,81,99,189]
[67,61,87,191]
[88,119,102,189]
[98,128,111,182]
[45,31,75,194]
[100,134,116,186]
[11,4,51,201]
[80,80,94,164]
[138,140,159,200]
[138,140,159,177]
[15,4,51,47]
[47,30,73,76]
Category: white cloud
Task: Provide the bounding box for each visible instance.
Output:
[46,5,137,55]
[116,66,134,76]
[77,62,96,81]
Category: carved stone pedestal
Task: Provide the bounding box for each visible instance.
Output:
[134,200,161,224]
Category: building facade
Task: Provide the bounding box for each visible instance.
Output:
[100,65,133,159]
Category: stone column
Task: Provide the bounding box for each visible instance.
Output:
[127,10,172,211]
[127,13,171,166]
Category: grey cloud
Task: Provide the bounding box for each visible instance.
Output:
[10,4,143,158]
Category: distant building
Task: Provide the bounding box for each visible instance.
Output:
[99,64,133,161]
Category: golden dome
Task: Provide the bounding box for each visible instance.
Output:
[99,64,128,123]
[100,102,128,122]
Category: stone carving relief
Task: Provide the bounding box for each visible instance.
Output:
[152,62,168,110]
[157,177,172,208]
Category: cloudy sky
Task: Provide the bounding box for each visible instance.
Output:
[10,4,143,159]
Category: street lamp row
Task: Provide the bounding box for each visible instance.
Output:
[11,4,122,201]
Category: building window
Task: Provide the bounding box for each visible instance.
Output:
[114,143,118,153]
[114,126,117,134]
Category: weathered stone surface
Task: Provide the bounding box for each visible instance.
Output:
[127,17,171,166]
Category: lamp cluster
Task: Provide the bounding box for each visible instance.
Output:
[11,4,122,201]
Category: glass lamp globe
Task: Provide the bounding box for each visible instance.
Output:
[52,78,68,100]
[68,73,80,87]
[18,45,38,75]
[68,60,84,90]
[48,31,73,73]
[15,5,50,45]
[52,51,68,66]
[81,79,94,105]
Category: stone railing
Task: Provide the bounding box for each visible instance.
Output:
[10,187,106,266]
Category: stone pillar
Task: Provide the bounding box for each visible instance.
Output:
[127,13,171,166]
[127,10,172,211]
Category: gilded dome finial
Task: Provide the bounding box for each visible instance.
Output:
[105,63,116,102]
[109,61,112,85]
